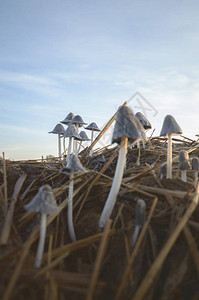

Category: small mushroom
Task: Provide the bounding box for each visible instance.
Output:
[48,124,65,160]
[99,106,146,228]
[60,112,74,125]
[179,150,191,182]
[60,154,85,241]
[24,185,59,268]
[74,131,90,155]
[85,122,101,156]
[160,115,182,179]
[132,199,146,247]
[135,112,151,149]
[62,124,81,160]
[192,156,199,186]
[71,115,87,152]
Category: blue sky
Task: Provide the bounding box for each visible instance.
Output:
[0,0,199,160]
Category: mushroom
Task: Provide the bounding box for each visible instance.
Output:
[24,185,59,268]
[74,131,90,155]
[179,150,191,182]
[60,154,85,241]
[48,123,65,160]
[192,156,199,186]
[160,115,182,179]
[99,106,146,228]
[60,112,74,125]
[135,112,151,149]
[132,199,146,247]
[85,122,101,156]
[62,124,81,161]
[71,115,87,152]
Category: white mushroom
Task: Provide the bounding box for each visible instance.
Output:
[132,199,146,247]
[99,106,146,228]
[135,112,151,149]
[85,122,101,156]
[192,157,199,186]
[62,124,81,161]
[60,154,85,241]
[48,124,65,160]
[71,115,87,152]
[179,150,191,182]
[24,185,59,268]
[74,131,90,155]
[160,115,182,179]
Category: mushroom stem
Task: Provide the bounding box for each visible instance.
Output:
[181,170,187,182]
[63,137,66,152]
[68,170,76,241]
[67,137,72,161]
[89,129,94,157]
[99,136,128,228]
[58,134,61,160]
[132,226,141,247]
[194,171,198,187]
[35,213,47,268]
[167,134,172,179]
[76,140,82,155]
[137,140,140,149]
[142,139,146,149]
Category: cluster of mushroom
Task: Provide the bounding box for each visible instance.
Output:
[48,112,101,160]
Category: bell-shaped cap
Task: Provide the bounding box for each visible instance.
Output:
[179,150,191,170]
[24,185,59,215]
[48,124,65,134]
[160,115,182,136]
[85,122,100,132]
[135,112,152,130]
[135,199,146,227]
[71,115,87,127]
[74,131,90,141]
[61,112,74,125]
[192,157,199,171]
[112,106,146,145]
[60,154,85,175]
[62,124,81,140]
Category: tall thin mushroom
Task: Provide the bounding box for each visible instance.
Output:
[135,112,151,149]
[48,124,65,160]
[74,131,90,155]
[160,115,182,179]
[71,115,87,153]
[192,157,199,186]
[61,113,74,152]
[85,122,101,156]
[62,124,81,161]
[60,154,85,241]
[179,150,191,182]
[132,199,146,247]
[99,106,146,228]
[24,185,59,268]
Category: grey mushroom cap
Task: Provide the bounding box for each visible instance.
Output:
[135,199,146,227]
[24,185,59,215]
[93,155,106,163]
[85,122,100,132]
[71,115,87,127]
[48,124,65,135]
[179,150,191,170]
[192,157,199,171]
[60,154,85,175]
[160,115,182,136]
[135,112,152,130]
[74,131,90,141]
[112,106,146,145]
[61,112,74,125]
[62,124,81,140]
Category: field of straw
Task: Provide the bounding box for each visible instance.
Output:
[0,133,199,300]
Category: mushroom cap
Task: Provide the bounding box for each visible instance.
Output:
[24,185,59,215]
[112,106,146,145]
[71,115,87,127]
[60,154,85,175]
[48,124,65,135]
[160,115,182,136]
[135,199,146,227]
[74,131,90,141]
[61,112,74,125]
[93,155,106,163]
[179,150,191,170]
[62,124,81,140]
[192,157,199,171]
[135,112,152,130]
[85,122,100,132]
